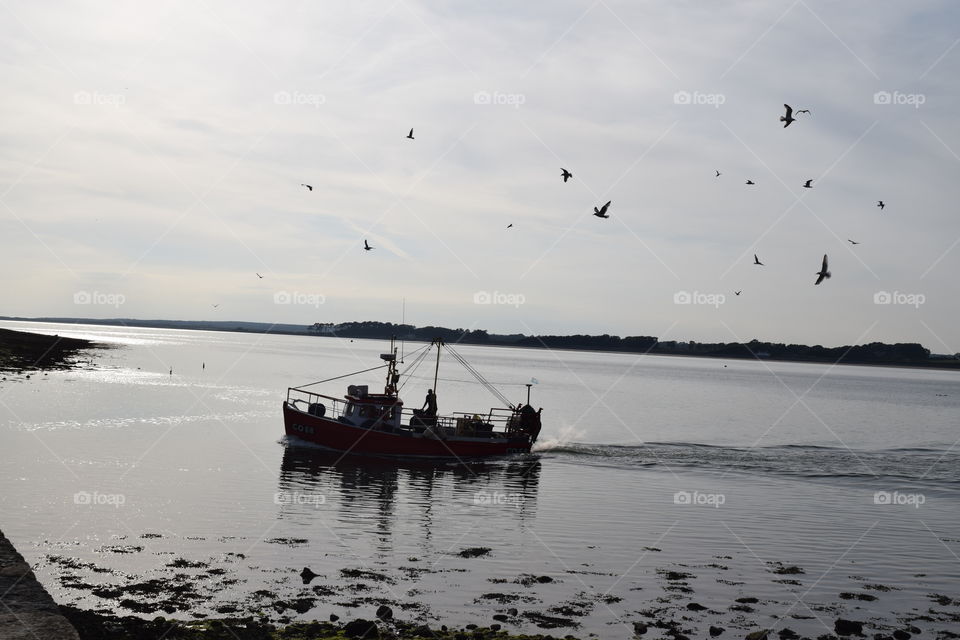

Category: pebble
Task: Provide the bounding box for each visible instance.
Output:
[835,619,864,636]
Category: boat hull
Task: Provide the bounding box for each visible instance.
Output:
[283,402,532,459]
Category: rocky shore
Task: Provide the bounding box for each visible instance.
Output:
[0,327,100,372]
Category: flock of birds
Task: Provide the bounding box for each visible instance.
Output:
[561,103,884,289]
[576,104,884,288]
[288,104,887,295]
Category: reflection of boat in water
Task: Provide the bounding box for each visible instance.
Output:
[277,445,542,534]
[282,338,542,459]
[280,445,542,488]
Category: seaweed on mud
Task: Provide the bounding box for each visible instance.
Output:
[767,562,805,575]
[97,545,144,554]
[658,569,694,581]
[167,557,208,568]
[522,611,579,629]
[513,574,554,586]
[340,568,394,583]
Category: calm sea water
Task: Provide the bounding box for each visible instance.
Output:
[1,320,958,638]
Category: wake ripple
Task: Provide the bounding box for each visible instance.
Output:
[536,441,960,488]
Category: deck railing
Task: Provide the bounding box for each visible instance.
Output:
[285,387,522,438]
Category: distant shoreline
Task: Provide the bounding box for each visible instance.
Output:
[2,316,958,372]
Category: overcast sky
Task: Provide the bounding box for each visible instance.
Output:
[1,1,958,350]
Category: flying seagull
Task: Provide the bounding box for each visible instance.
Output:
[796,109,811,114]
[803,179,814,189]
[406,128,414,140]
[814,254,831,285]
[745,180,755,185]
[364,239,373,251]
[780,104,796,128]
[847,239,860,245]
[561,168,573,182]
[754,254,764,266]
[593,201,611,218]
[300,184,313,191]
[256,273,264,279]
[212,304,219,309]
[735,290,742,296]
[715,170,721,178]
[506,223,513,229]
[877,200,885,210]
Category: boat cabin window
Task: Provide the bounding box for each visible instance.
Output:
[357,405,395,420]
[344,402,397,424]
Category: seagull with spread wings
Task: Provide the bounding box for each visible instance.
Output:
[780,104,796,128]
[815,254,831,285]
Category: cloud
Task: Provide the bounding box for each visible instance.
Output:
[0,1,957,348]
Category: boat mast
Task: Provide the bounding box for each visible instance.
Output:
[432,337,443,392]
[384,336,399,395]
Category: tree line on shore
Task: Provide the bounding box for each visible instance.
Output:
[308,321,954,365]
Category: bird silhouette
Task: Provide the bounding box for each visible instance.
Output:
[212,304,219,309]
[877,200,885,210]
[364,240,373,251]
[406,128,414,140]
[848,239,860,245]
[715,170,721,178]
[780,104,796,128]
[754,254,764,266]
[814,254,831,285]
[803,179,814,189]
[301,184,313,191]
[745,180,755,185]
[735,290,742,296]
[506,223,513,229]
[561,168,573,182]
[256,273,264,279]
[593,201,611,218]
[796,109,810,114]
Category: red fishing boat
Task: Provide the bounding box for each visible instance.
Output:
[282,338,542,459]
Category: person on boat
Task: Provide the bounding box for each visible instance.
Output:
[519,404,543,439]
[422,388,438,416]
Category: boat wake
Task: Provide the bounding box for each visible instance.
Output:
[532,424,587,452]
[539,441,960,489]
